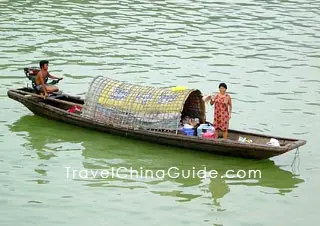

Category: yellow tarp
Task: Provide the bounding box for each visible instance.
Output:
[97,79,190,113]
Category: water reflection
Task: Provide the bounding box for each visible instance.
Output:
[10,115,304,207]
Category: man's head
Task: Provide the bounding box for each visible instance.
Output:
[39,60,49,70]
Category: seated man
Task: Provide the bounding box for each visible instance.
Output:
[35,60,63,96]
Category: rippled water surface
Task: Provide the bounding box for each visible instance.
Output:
[0,0,319,225]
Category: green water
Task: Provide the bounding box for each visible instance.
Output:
[0,0,319,225]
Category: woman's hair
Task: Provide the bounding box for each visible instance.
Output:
[219,83,227,89]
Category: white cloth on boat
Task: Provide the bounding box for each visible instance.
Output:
[267,138,280,146]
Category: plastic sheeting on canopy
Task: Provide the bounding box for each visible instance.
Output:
[82,76,205,131]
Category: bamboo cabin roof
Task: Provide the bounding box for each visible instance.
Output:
[82,76,205,131]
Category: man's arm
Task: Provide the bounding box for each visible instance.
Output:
[39,73,48,96]
[48,72,62,80]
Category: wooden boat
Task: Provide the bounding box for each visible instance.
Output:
[7,75,306,159]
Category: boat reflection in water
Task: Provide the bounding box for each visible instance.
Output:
[10,115,304,208]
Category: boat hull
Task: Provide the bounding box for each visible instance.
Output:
[7,89,306,159]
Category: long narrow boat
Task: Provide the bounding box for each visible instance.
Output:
[7,75,306,159]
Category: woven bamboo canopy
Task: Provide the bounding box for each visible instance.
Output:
[82,76,205,131]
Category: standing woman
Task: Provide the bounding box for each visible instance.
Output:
[210,83,232,139]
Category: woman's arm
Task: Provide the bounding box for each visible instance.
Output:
[210,94,217,106]
[210,97,214,106]
[228,96,232,118]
